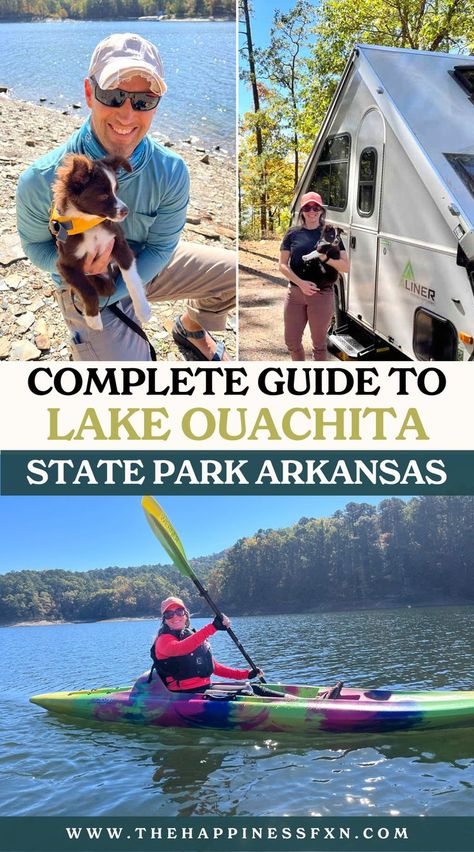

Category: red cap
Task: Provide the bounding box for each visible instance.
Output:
[300,191,325,209]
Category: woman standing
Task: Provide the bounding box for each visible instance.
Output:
[279,192,349,360]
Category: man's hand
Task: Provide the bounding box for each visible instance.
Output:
[83,238,115,275]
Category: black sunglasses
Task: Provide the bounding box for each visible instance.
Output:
[91,78,161,112]
[164,607,186,619]
[301,204,322,212]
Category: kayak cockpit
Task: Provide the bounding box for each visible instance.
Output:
[129,674,354,703]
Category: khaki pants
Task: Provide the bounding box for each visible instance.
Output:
[55,241,236,361]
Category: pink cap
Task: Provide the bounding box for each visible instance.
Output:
[160,596,186,615]
[300,191,325,209]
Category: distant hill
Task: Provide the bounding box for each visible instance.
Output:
[0,548,228,625]
[1,497,473,625]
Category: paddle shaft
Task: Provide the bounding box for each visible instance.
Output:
[141,496,266,683]
[190,573,266,682]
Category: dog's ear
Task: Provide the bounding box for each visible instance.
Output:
[52,154,93,206]
[102,155,132,175]
[322,223,334,238]
[58,154,93,194]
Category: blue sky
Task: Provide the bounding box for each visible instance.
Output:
[239,0,300,115]
[0,495,403,574]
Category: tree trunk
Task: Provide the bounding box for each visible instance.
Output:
[294,130,299,186]
[241,0,267,235]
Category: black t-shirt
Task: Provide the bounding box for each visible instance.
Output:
[280,226,346,289]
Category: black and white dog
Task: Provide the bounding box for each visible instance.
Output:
[50,153,151,330]
[302,225,345,286]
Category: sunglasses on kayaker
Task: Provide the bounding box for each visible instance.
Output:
[91,78,161,111]
[301,203,323,212]
[163,607,186,619]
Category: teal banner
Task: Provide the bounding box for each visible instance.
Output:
[0,816,472,852]
[0,450,472,495]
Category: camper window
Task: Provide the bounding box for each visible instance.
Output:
[413,308,458,361]
[309,133,351,211]
[450,66,474,97]
[444,153,474,198]
[357,148,377,216]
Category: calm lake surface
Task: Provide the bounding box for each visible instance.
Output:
[0,20,235,153]
[1,607,473,817]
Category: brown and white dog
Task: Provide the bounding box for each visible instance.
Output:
[50,153,151,330]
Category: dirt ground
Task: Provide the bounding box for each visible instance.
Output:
[239,239,338,361]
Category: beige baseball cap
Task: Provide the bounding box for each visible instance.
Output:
[160,596,187,615]
[88,33,167,96]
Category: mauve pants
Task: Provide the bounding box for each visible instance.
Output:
[284,284,334,361]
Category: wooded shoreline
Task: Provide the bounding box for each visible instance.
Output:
[0,0,236,24]
[4,598,473,629]
[1,498,473,625]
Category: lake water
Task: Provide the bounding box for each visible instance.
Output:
[0,20,236,154]
[0,607,473,817]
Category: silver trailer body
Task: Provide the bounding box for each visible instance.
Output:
[296,44,474,360]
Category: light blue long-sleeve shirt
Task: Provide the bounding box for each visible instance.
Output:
[16,116,190,305]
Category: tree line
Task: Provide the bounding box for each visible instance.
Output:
[1,497,472,626]
[206,496,474,612]
[0,0,235,21]
[0,554,221,624]
[239,0,474,238]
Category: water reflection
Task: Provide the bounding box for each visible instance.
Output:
[12,706,474,816]
[2,607,473,816]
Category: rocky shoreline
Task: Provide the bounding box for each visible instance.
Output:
[0,96,236,361]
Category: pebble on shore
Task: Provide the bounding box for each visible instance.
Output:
[0,95,236,361]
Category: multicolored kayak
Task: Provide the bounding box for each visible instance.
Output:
[30,675,474,734]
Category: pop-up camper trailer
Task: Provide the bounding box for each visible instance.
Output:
[295,44,474,360]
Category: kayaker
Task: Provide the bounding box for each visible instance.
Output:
[150,596,263,692]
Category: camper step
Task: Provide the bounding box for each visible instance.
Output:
[327,332,376,358]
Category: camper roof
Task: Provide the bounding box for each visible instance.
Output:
[298,44,474,242]
[360,44,474,205]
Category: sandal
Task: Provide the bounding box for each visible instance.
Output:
[172,315,226,361]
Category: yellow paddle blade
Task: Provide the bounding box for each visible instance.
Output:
[141,496,194,579]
